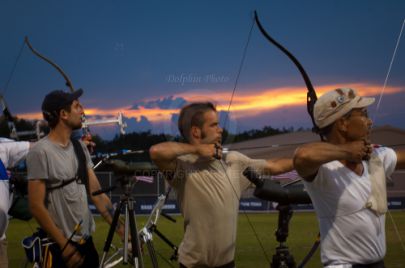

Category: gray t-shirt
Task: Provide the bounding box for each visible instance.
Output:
[27,136,95,240]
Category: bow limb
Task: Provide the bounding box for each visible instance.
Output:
[254,11,319,136]
[254,11,323,266]
[24,36,75,93]
[24,36,93,147]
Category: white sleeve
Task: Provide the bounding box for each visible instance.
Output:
[4,141,30,168]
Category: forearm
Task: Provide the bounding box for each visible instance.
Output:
[30,202,67,248]
[28,180,68,248]
[149,142,198,171]
[92,194,125,239]
[264,158,294,175]
[93,194,114,224]
[28,180,67,247]
[150,142,196,162]
[293,142,352,178]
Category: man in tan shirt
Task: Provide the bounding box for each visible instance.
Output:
[150,102,293,268]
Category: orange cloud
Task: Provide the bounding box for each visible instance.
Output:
[16,83,402,122]
[214,83,402,118]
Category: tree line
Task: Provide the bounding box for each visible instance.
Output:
[1,116,305,163]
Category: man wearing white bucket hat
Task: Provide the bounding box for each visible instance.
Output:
[293,88,405,267]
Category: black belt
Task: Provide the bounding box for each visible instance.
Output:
[180,260,235,268]
[353,260,385,268]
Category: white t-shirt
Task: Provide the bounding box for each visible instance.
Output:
[303,146,397,266]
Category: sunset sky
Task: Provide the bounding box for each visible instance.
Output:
[1,0,404,139]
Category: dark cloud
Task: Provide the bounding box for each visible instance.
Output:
[130,96,187,110]
[125,115,153,132]
[89,115,153,140]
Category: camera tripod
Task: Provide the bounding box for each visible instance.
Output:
[95,161,180,268]
[99,175,143,268]
[242,168,318,268]
[138,187,179,268]
[271,204,296,268]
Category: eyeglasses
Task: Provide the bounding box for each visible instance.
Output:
[344,108,369,119]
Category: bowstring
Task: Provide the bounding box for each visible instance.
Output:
[373,18,405,253]
[2,39,26,96]
[375,19,405,116]
[219,15,271,264]
[222,14,255,131]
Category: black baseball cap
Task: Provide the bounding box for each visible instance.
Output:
[41,89,83,115]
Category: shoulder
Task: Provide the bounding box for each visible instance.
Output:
[27,138,52,160]
[373,145,396,160]
[173,154,196,173]
[311,160,342,183]
[373,144,394,154]
[177,154,198,163]
[225,151,250,163]
[30,138,49,152]
[317,160,341,173]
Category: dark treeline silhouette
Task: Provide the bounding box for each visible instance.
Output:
[91,131,178,162]
[223,126,295,143]
[0,117,32,136]
[0,117,47,140]
[1,117,303,163]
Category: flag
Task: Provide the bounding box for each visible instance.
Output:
[135,176,154,184]
[271,170,300,181]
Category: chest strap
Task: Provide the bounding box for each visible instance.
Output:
[46,138,89,192]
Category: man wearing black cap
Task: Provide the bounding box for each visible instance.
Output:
[27,90,124,268]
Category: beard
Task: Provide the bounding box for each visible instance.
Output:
[201,130,207,140]
[67,120,82,130]
[72,124,82,131]
[200,130,221,144]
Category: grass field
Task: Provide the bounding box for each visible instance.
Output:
[6,211,405,267]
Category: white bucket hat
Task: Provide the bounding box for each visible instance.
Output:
[314,88,375,128]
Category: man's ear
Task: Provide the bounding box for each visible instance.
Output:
[336,117,348,132]
[191,126,201,140]
[59,109,68,120]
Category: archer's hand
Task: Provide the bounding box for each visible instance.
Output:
[62,243,84,268]
[195,143,222,160]
[343,140,372,163]
[82,133,95,147]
